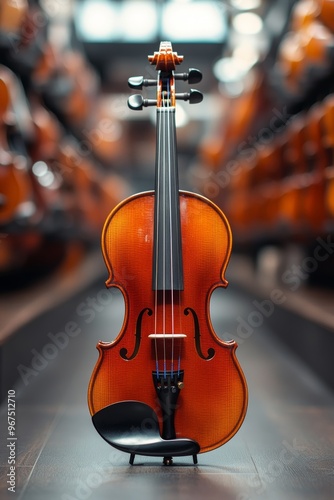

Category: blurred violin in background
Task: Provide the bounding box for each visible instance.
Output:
[0,67,33,227]
[0,0,130,289]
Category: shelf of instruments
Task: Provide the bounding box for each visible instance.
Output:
[220,94,334,246]
[0,0,130,294]
[197,0,334,257]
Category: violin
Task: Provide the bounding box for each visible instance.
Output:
[278,12,334,96]
[0,66,33,226]
[56,139,128,239]
[322,94,334,223]
[88,42,248,466]
[0,0,27,37]
[303,103,327,232]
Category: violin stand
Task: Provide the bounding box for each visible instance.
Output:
[92,401,200,466]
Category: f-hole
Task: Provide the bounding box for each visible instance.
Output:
[120,308,152,360]
[184,307,215,360]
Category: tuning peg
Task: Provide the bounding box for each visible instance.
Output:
[128,76,157,90]
[175,89,203,104]
[128,94,157,110]
[174,68,202,84]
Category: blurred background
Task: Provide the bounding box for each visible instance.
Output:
[1,0,334,394]
[1,2,334,498]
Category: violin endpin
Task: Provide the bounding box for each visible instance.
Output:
[163,456,173,466]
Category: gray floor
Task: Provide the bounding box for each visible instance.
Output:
[1,285,334,500]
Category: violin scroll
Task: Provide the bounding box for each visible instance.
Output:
[148,41,184,70]
[127,41,203,110]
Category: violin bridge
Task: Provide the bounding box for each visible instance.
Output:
[148,333,187,338]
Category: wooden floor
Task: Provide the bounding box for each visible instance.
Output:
[1,282,334,500]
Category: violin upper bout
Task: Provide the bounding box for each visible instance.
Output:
[101,192,155,291]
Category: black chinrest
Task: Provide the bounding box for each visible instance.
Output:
[92,401,200,459]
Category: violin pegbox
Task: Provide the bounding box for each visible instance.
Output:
[127,41,203,110]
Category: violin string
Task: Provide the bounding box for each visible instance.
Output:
[154,74,182,379]
[177,273,182,376]
[168,78,175,377]
[176,130,182,378]
[170,81,182,377]
[162,87,167,379]
[154,91,160,377]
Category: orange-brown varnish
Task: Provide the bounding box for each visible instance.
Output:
[88,191,248,453]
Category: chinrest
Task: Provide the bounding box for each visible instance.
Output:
[92,401,200,464]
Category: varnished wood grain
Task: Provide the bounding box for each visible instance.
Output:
[88,191,248,452]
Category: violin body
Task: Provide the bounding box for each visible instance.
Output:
[89,191,247,453]
[88,42,247,463]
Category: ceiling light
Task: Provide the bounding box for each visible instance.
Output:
[233,12,263,35]
[230,0,261,10]
[163,2,226,41]
[76,0,118,41]
[213,57,250,82]
[232,44,260,67]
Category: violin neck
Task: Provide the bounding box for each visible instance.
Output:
[152,107,184,291]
